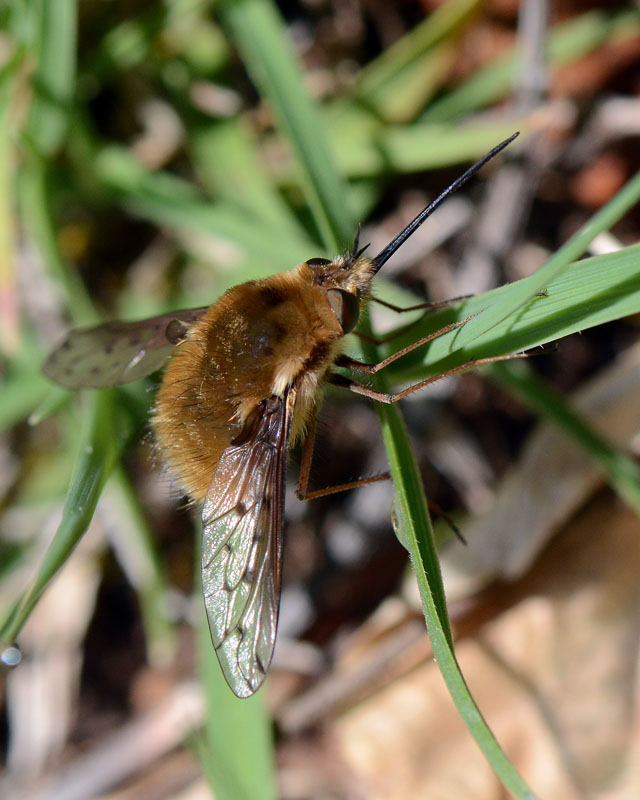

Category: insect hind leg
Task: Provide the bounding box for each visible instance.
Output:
[295,407,390,501]
[295,411,465,540]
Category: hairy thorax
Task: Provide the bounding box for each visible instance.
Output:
[152,267,346,502]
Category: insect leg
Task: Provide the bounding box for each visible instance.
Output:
[295,396,466,539]
[297,473,390,502]
[295,409,389,501]
[329,351,530,404]
[337,315,475,375]
[355,296,473,347]
[371,295,472,314]
[295,407,319,500]
[295,394,464,539]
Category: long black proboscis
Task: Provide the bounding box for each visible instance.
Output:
[372,131,519,272]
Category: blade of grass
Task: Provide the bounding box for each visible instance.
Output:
[491,360,640,517]
[219,0,351,252]
[357,314,538,799]
[354,0,483,121]
[381,412,538,799]
[2,331,60,428]
[191,118,307,240]
[450,171,640,352]
[94,146,318,273]
[26,0,76,156]
[0,369,51,431]
[20,154,96,324]
[356,0,480,99]
[383,242,640,381]
[423,8,640,122]
[0,44,18,354]
[329,117,529,179]
[105,466,177,668]
[0,391,128,647]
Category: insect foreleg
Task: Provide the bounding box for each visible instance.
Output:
[370,295,472,314]
[355,297,474,348]
[330,351,530,404]
[337,316,475,375]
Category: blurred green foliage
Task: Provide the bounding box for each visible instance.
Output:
[1,1,639,797]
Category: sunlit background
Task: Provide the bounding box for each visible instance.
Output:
[1,1,640,798]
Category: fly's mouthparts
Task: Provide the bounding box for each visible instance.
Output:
[372,131,519,272]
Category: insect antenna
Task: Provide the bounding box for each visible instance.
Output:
[352,224,370,260]
[372,131,519,272]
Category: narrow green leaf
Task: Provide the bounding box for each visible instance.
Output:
[19,157,96,324]
[27,0,77,155]
[328,116,527,179]
[0,391,127,645]
[355,0,482,121]
[357,315,537,799]
[0,46,17,357]
[191,118,306,240]
[219,0,352,252]
[383,243,640,382]
[106,467,177,667]
[428,174,640,356]
[0,369,50,431]
[423,9,640,122]
[94,146,317,273]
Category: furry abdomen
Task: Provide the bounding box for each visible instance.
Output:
[153,269,344,502]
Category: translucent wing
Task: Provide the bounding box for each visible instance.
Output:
[43,307,209,389]
[201,388,297,698]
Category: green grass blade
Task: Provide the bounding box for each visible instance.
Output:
[380,412,537,799]
[443,172,640,353]
[357,317,538,799]
[106,466,177,667]
[0,46,17,356]
[19,157,96,324]
[0,367,51,431]
[491,361,640,517]
[191,118,307,240]
[0,391,127,646]
[94,146,317,274]
[354,0,482,121]
[26,0,77,156]
[423,8,640,122]
[330,117,527,178]
[382,396,452,644]
[219,0,352,252]
[383,243,640,381]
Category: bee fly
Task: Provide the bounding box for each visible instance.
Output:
[44,132,519,697]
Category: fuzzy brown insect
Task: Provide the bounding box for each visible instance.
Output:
[44,133,518,697]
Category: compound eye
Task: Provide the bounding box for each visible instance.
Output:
[327,289,360,334]
[307,257,331,267]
